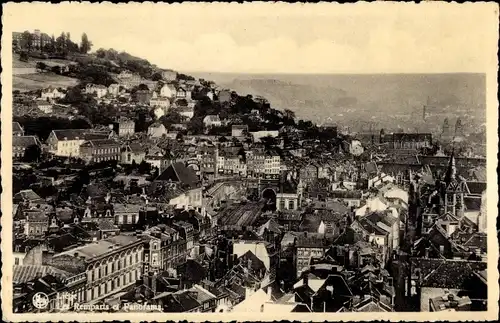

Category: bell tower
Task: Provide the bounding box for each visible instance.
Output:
[443,153,465,216]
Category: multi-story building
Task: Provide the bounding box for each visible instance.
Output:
[33,99,53,113]
[148,123,168,138]
[13,136,41,159]
[47,129,111,157]
[116,71,142,89]
[295,233,332,276]
[13,29,51,50]
[117,119,135,137]
[159,84,177,98]
[51,235,144,303]
[380,132,432,150]
[121,143,146,165]
[41,87,65,101]
[264,151,281,178]
[197,145,217,178]
[80,139,120,163]
[231,125,248,138]
[161,70,178,81]
[85,84,108,98]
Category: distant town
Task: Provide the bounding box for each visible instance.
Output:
[12,29,487,314]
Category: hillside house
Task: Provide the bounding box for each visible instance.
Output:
[148,123,168,138]
[13,136,41,159]
[176,87,191,100]
[85,84,108,98]
[117,119,135,137]
[121,143,146,165]
[108,84,120,97]
[178,106,194,120]
[47,129,111,157]
[203,115,222,128]
[80,139,121,163]
[150,92,171,108]
[33,100,53,113]
[159,84,177,99]
[231,125,248,138]
[40,87,65,101]
[161,70,178,81]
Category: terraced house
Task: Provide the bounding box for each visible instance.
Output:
[80,139,121,163]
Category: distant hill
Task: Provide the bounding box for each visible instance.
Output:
[189,72,486,133]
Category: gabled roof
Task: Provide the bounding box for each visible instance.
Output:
[81,139,118,148]
[13,265,72,284]
[155,162,199,189]
[13,135,40,148]
[13,122,24,133]
[257,219,282,236]
[51,129,109,141]
[203,115,221,122]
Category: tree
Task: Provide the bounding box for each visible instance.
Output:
[23,144,41,162]
[283,109,296,125]
[51,66,61,74]
[36,62,47,72]
[159,110,182,128]
[55,32,66,53]
[80,33,92,54]
[151,72,163,81]
[19,51,29,62]
[138,161,151,174]
[21,31,33,52]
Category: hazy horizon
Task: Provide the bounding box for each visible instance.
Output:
[4,3,496,74]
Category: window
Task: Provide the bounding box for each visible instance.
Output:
[288,200,294,210]
[15,258,19,265]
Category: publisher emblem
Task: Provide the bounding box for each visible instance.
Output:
[32,292,49,310]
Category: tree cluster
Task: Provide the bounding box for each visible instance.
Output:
[16,31,93,56]
[14,116,91,141]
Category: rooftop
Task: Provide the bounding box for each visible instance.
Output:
[55,235,142,262]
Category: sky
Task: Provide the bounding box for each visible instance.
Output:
[3,2,498,74]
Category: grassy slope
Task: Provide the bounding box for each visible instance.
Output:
[12,55,80,91]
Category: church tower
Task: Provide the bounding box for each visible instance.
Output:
[443,153,466,217]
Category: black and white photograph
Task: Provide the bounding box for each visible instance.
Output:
[1,2,498,321]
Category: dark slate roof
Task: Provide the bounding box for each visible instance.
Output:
[52,129,109,141]
[464,196,482,211]
[13,136,39,148]
[365,211,398,228]
[155,162,199,189]
[13,265,72,284]
[177,259,206,282]
[239,250,266,273]
[411,258,487,289]
[81,139,119,148]
[332,228,363,245]
[467,181,486,195]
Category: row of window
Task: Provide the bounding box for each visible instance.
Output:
[93,147,119,154]
[88,269,140,301]
[88,251,142,282]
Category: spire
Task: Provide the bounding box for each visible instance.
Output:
[444,150,457,185]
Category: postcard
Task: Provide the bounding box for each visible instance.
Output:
[1,2,498,322]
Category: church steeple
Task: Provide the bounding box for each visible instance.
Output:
[443,150,465,216]
[444,150,457,186]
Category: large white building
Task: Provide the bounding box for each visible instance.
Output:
[52,235,144,304]
[47,129,111,157]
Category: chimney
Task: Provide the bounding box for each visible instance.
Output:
[267,285,273,301]
[425,247,430,258]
